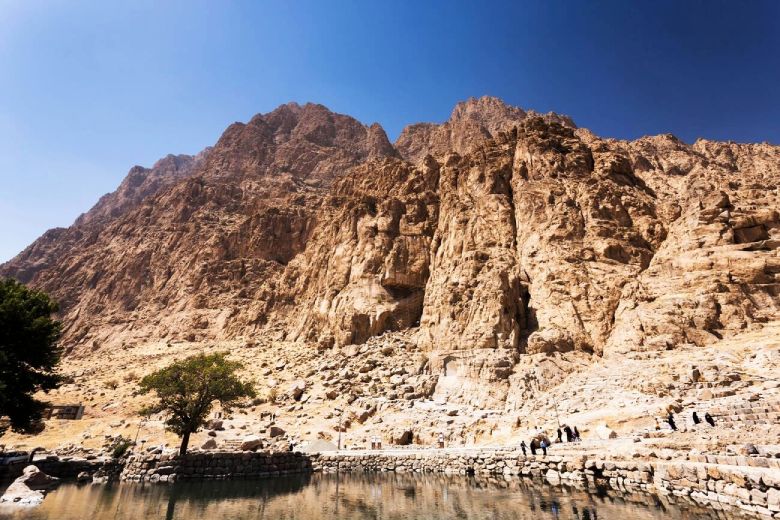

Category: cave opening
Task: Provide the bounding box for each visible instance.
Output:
[518,282,538,350]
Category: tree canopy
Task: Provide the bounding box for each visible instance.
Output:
[0,278,62,433]
[139,352,255,455]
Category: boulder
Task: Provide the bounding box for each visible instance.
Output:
[0,482,45,506]
[206,419,224,430]
[0,466,59,505]
[544,469,561,484]
[17,465,59,491]
[739,443,759,456]
[239,435,264,451]
[595,424,617,440]
[289,380,307,401]
[269,426,286,438]
[201,438,218,450]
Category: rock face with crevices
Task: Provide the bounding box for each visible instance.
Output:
[1,102,398,351]
[1,97,778,386]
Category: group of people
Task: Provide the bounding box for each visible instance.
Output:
[556,425,581,443]
[665,411,715,431]
[519,424,581,457]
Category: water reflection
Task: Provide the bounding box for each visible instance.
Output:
[0,473,735,519]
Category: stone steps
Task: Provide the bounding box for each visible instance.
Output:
[689,453,780,469]
[640,395,780,437]
[710,404,780,416]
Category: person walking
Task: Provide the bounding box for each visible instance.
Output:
[667,412,677,431]
[520,440,527,456]
[564,425,573,442]
[573,426,581,442]
[529,438,538,456]
[557,428,562,443]
[704,412,716,427]
[540,439,548,456]
[692,411,701,425]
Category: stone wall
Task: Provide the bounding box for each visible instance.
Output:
[121,451,312,483]
[0,455,117,483]
[313,450,780,517]
[35,456,120,480]
[119,448,780,517]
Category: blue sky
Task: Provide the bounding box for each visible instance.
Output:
[1,0,779,262]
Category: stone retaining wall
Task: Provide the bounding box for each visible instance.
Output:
[1,456,117,483]
[120,449,780,517]
[315,451,780,517]
[121,451,312,483]
[36,456,120,480]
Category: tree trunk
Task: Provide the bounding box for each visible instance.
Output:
[179,430,191,456]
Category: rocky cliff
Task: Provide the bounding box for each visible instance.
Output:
[2,97,779,371]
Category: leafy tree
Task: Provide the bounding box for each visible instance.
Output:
[0,279,62,433]
[139,352,255,455]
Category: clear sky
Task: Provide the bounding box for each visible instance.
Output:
[1,0,779,263]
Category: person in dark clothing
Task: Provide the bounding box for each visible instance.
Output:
[573,426,580,442]
[692,411,701,425]
[520,440,527,456]
[540,439,548,456]
[557,428,562,443]
[529,438,538,456]
[564,425,573,442]
[704,412,716,427]
[667,412,677,431]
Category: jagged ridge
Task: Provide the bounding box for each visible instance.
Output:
[1,97,778,380]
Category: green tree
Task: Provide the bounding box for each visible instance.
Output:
[0,279,62,433]
[139,352,255,455]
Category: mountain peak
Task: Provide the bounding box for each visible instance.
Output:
[449,95,526,123]
[395,96,571,162]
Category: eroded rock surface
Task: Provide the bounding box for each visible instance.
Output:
[0,466,59,506]
[1,96,778,410]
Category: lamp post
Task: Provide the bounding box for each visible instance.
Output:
[133,417,148,447]
[335,407,345,451]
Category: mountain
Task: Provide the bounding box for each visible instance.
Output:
[2,97,779,365]
[1,97,779,436]
[395,95,574,163]
[1,102,399,352]
[74,151,212,228]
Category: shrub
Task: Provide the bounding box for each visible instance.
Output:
[111,436,133,458]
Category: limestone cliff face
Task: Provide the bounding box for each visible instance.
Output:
[1,102,397,351]
[1,97,778,375]
[603,137,780,357]
[279,156,440,348]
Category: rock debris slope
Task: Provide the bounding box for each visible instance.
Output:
[1,97,778,405]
